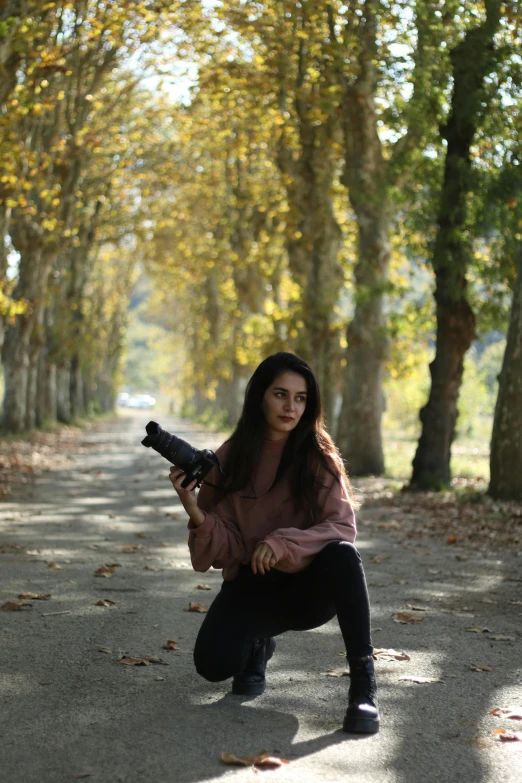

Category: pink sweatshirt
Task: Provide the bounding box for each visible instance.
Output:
[187,436,356,580]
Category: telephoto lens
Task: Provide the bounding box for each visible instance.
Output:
[141,421,222,488]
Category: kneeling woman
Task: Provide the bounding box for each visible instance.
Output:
[169,352,378,734]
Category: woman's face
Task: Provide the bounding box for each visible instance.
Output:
[262,371,308,440]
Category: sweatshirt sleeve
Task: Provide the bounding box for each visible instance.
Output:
[262,464,356,573]
[187,444,246,573]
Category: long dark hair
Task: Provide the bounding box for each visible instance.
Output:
[217,352,356,525]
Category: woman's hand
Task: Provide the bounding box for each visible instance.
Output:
[251,542,277,575]
[168,467,205,526]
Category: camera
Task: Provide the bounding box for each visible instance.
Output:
[141,421,223,488]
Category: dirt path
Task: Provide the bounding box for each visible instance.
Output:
[1,413,521,783]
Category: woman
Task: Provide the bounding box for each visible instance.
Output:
[169,352,378,734]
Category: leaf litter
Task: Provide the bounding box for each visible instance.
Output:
[394,611,424,624]
[19,592,50,600]
[1,600,32,611]
[221,751,289,769]
[184,602,208,613]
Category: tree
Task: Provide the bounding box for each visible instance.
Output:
[410,0,505,489]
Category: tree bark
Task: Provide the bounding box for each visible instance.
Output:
[489,242,522,500]
[410,1,502,489]
[335,3,390,475]
[56,366,71,423]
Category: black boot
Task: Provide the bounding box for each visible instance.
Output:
[232,637,276,696]
[343,655,379,734]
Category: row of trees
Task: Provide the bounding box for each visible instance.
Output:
[0,1,180,429]
[1,2,521,500]
[144,0,521,498]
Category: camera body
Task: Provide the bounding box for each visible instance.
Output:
[141,421,222,488]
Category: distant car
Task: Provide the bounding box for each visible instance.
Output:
[126,394,156,409]
[117,392,130,407]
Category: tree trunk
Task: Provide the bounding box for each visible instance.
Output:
[410,2,502,490]
[36,352,57,427]
[70,355,85,418]
[337,210,390,475]
[335,4,390,475]
[489,243,522,500]
[56,366,71,423]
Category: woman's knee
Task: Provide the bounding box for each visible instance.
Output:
[193,637,246,682]
[320,540,361,567]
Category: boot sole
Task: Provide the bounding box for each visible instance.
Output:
[231,679,266,696]
[342,716,380,734]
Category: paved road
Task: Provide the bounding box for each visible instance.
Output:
[1,413,521,783]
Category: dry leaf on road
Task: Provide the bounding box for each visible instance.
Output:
[394,612,424,624]
[323,668,349,677]
[47,562,62,569]
[114,544,143,553]
[196,584,211,590]
[96,599,117,607]
[399,675,442,684]
[466,626,491,633]
[117,656,169,666]
[492,728,522,742]
[403,604,427,611]
[221,751,289,769]
[489,634,515,641]
[446,535,457,544]
[371,554,391,564]
[1,600,32,611]
[163,640,179,650]
[95,565,118,578]
[373,648,411,662]
[184,602,208,613]
[490,707,522,720]
[19,592,50,600]
[470,663,496,672]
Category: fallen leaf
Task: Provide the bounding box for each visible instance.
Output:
[117,655,168,666]
[196,584,212,590]
[446,535,457,544]
[135,532,147,538]
[221,751,289,768]
[143,566,159,571]
[323,668,349,677]
[163,640,179,650]
[399,675,442,684]
[153,675,165,681]
[393,579,409,585]
[373,648,411,662]
[427,569,440,575]
[73,774,93,779]
[95,565,117,578]
[159,542,170,547]
[47,562,62,569]
[470,663,496,672]
[371,554,391,564]
[493,729,522,742]
[18,592,51,600]
[480,598,498,604]
[489,707,522,720]
[455,554,468,561]
[466,627,491,633]
[489,635,515,641]
[98,647,114,654]
[184,602,208,613]
[96,599,117,607]
[114,544,143,553]
[394,612,424,624]
[1,600,32,611]
[403,604,427,611]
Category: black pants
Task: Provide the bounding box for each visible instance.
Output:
[194,540,373,682]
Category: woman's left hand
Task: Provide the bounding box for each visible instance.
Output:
[251,542,277,575]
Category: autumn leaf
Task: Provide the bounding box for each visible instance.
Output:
[492,728,522,742]
[470,663,496,672]
[114,544,143,553]
[19,592,51,600]
[399,675,442,684]
[1,600,32,611]
[394,612,424,624]
[446,535,457,544]
[95,565,118,577]
[373,648,411,662]
[489,706,522,720]
[47,562,62,569]
[221,751,289,768]
[163,640,179,650]
[371,554,391,564]
[196,584,212,590]
[466,627,491,633]
[323,668,349,677]
[117,655,169,666]
[403,604,427,611]
[184,602,208,613]
[96,599,117,607]
[489,634,515,641]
